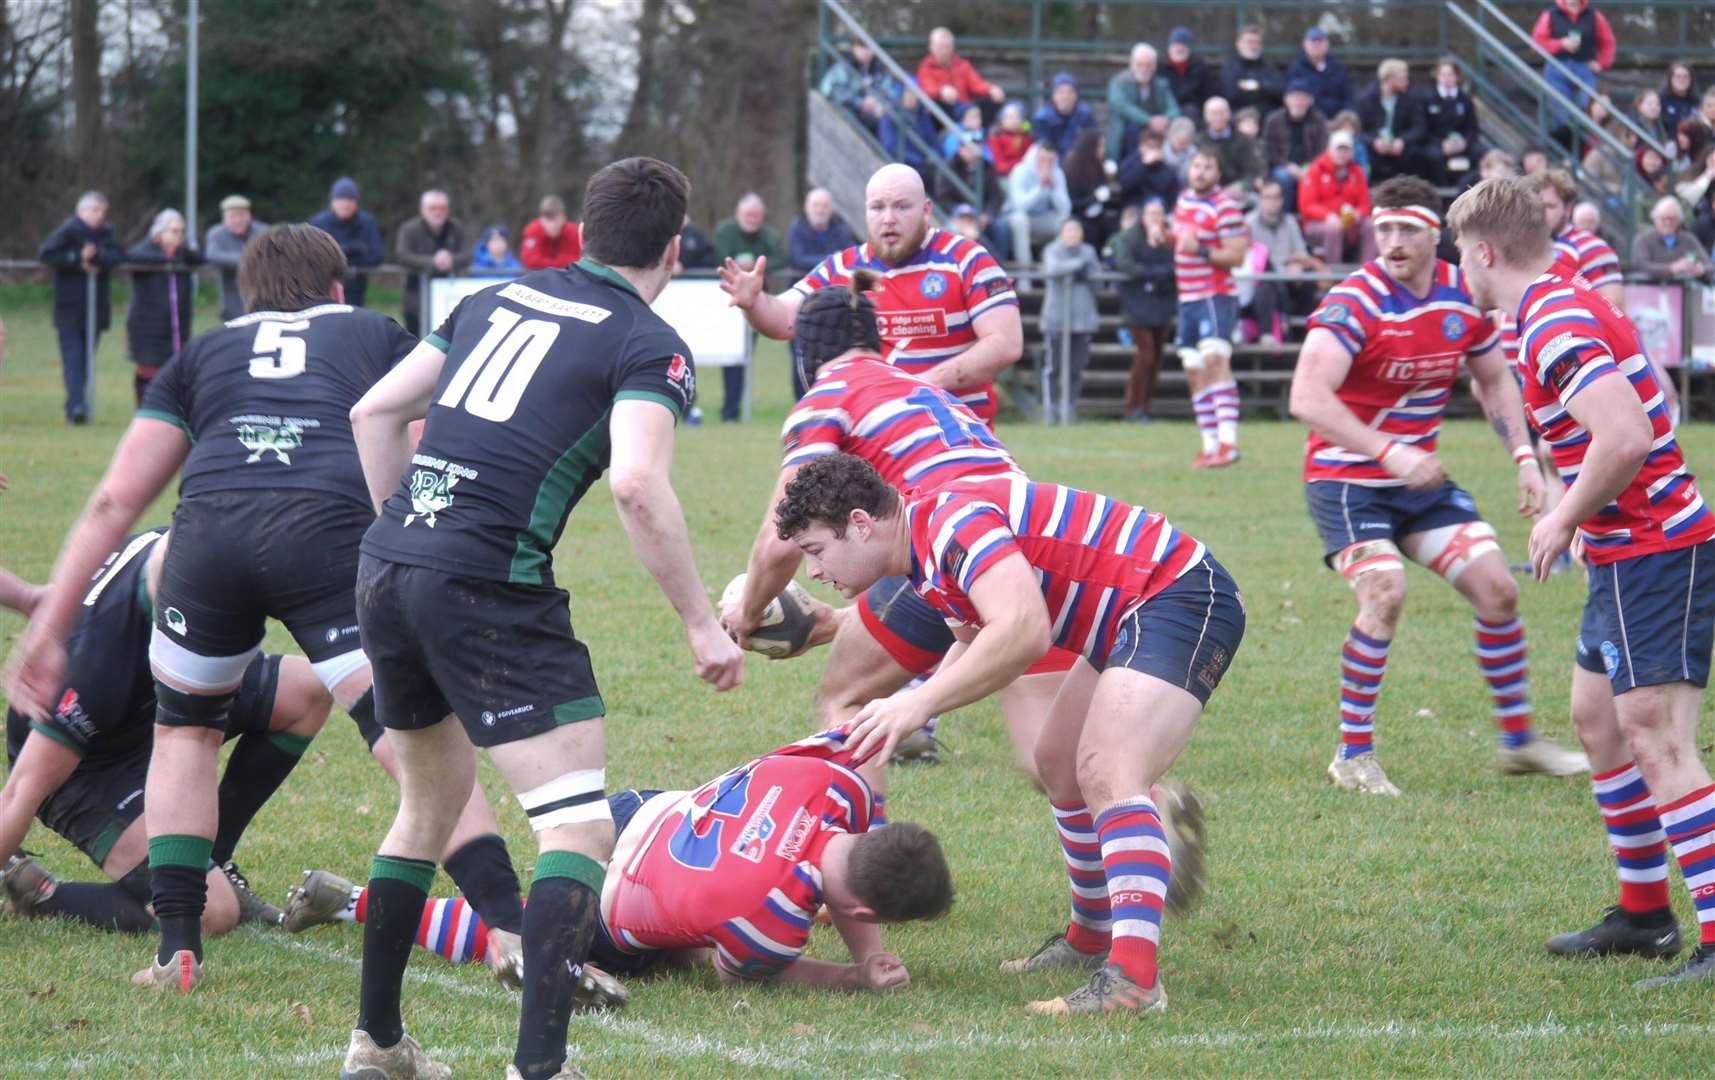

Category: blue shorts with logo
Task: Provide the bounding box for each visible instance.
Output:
[1100,555,1245,705]
[1304,480,1485,564]
[1175,295,1238,352]
[1575,540,1715,694]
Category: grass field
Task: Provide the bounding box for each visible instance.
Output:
[1,286,1713,1078]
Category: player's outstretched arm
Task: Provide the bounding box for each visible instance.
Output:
[918,304,1024,394]
[716,256,803,340]
[1465,342,1547,516]
[609,399,744,691]
[726,466,809,646]
[1527,373,1653,581]
[1290,328,1446,491]
[350,339,449,514]
[5,419,188,720]
[0,733,82,861]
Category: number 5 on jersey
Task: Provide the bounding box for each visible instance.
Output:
[438,308,562,422]
[250,320,310,379]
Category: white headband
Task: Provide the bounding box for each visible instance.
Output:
[1373,205,1441,230]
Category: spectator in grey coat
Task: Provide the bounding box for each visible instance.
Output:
[1006,143,1072,263]
[1632,196,1714,280]
[396,188,473,337]
[307,176,383,307]
[37,190,125,422]
[1040,217,1100,420]
[203,194,269,321]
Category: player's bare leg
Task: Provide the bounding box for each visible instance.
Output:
[999,671,1064,788]
[1326,562,1406,795]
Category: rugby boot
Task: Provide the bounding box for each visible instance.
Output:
[488,927,524,990]
[1637,944,1715,989]
[1496,736,1589,777]
[570,962,630,1013]
[505,1065,587,1080]
[1327,752,1402,796]
[890,727,942,765]
[283,869,356,933]
[1546,905,1680,959]
[219,860,284,927]
[1190,450,1215,470]
[132,949,203,993]
[0,852,57,916]
[338,1029,450,1080]
[1207,442,1241,468]
[1000,933,1108,974]
[1026,964,1166,1016]
[1154,780,1207,915]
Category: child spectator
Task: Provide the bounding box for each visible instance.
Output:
[988,102,1034,177]
[1040,217,1100,421]
[473,225,522,273]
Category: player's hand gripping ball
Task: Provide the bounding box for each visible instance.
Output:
[721,574,817,658]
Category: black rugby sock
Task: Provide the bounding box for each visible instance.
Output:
[149,834,212,964]
[210,731,313,865]
[444,833,525,935]
[513,852,604,1079]
[358,856,436,1049]
[35,881,154,933]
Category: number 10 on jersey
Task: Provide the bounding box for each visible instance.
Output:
[438,308,562,422]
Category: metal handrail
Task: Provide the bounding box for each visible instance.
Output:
[821,0,967,144]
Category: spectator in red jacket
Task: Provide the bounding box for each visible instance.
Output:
[988,101,1034,177]
[519,194,580,270]
[1531,0,1616,140]
[918,27,1006,124]
[1297,129,1375,265]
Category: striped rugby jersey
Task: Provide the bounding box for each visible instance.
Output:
[1303,259,1499,485]
[792,229,1017,423]
[1172,187,1246,303]
[604,731,872,979]
[904,475,1206,660]
[1515,269,1713,564]
[1500,234,1619,367]
[781,356,1022,492]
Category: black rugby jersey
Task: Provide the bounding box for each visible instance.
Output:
[361,261,695,586]
[138,303,415,510]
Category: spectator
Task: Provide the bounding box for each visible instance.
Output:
[306,176,382,307]
[1033,73,1099,159]
[878,84,940,188]
[1234,106,1262,142]
[1117,128,1182,210]
[1005,142,1072,264]
[1263,79,1329,206]
[1631,195,1714,279]
[1198,96,1266,199]
[1286,26,1356,121]
[1163,27,1220,120]
[1633,89,1671,149]
[940,124,1006,225]
[1112,198,1177,422]
[1634,144,1674,227]
[988,102,1034,177]
[940,102,986,159]
[1480,148,1520,179]
[203,194,269,321]
[1329,109,1371,175]
[125,208,202,404]
[1662,62,1700,135]
[1298,129,1375,265]
[1062,130,1112,231]
[677,214,717,271]
[519,195,581,271]
[1221,23,1283,117]
[819,39,900,135]
[1579,97,1630,195]
[1101,203,1140,267]
[916,26,1005,122]
[1357,59,1427,183]
[1039,217,1100,420]
[949,201,1011,264]
[36,191,124,423]
[713,193,784,421]
[788,187,856,274]
[1572,199,1605,233]
[1521,146,1551,175]
[1421,57,1483,189]
[1106,44,1181,164]
[1163,115,1199,182]
[472,225,522,273]
[1531,0,1616,139]
[396,188,472,337]
[1677,88,1715,174]
[1676,146,1715,220]
[1693,183,1715,251]
[1245,178,1325,343]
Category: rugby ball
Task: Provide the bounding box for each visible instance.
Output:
[722,574,817,658]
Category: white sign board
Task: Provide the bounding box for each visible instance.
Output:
[426,275,513,333]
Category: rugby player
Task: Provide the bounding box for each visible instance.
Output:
[775,453,1245,1016]
[717,162,1022,428]
[1450,177,1715,987]
[340,158,742,1080]
[1173,148,1249,469]
[7,225,530,996]
[1289,177,1586,796]
[287,730,951,995]
[1,532,324,934]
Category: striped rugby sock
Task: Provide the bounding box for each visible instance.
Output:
[1052,800,1110,955]
[1210,380,1240,446]
[416,896,490,963]
[1338,627,1391,759]
[1591,763,1670,914]
[1191,388,1219,454]
[1474,617,1533,748]
[1095,797,1169,989]
[1660,783,1715,946]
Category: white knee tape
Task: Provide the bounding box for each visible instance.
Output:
[1410,521,1501,584]
[148,628,257,691]
[1334,540,1405,586]
[519,768,611,831]
[1178,347,1206,371]
[310,648,369,694]
[1196,336,1234,362]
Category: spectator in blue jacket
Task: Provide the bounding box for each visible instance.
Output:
[1032,73,1099,159]
[36,191,125,422]
[879,84,941,189]
[940,102,989,160]
[1286,27,1356,121]
[307,176,383,308]
[472,225,523,273]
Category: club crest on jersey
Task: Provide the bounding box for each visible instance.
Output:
[1442,313,1466,341]
[1322,302,1352,327]
[236,421,304,465]
[55,689,95,740]
[665,352,695,403]
[919,272,948,299]
[404,469,460,528]
[730,784,782,863]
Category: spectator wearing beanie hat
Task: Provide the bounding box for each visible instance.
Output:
[1163,27,1220,118]
[307,176,383,308]
[1286,27,1356,121]
[1033,73,1099,158]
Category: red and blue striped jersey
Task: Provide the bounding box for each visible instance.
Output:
[1172,187,1246,302]
[905,475,1206,660]
[792,229,1017,423]
[1554,226,1622,291]
[1516,270,1713,564]
[1303,260,1499,485]
[781,356,1023,492]
[604,731,872,980]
